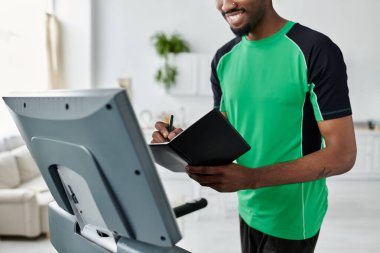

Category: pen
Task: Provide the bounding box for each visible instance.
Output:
[168,115,174,132]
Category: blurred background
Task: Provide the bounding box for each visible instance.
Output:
[0,0,379,252]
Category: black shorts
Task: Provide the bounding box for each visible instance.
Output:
[240,216,320,253]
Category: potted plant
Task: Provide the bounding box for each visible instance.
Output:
[152,32,190,90]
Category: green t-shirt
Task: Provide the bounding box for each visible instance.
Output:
[211,21,352,240]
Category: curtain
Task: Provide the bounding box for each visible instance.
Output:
[46,12,63,89]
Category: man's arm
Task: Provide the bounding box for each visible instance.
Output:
[186,115,357,192]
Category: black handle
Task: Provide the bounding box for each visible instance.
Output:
[173,198,208,218]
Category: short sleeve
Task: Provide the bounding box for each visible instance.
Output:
[210,37,242,112]
[308,37,352,121]
[286,23,352,121]
[211,54,222,109]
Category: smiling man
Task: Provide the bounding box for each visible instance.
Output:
[152,0,356,252]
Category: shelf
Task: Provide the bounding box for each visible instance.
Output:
[167,53,214,96]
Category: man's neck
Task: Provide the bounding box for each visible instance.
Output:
[246,10,288,41]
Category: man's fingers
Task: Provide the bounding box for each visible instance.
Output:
[186,165,223,175]
[168,128,183,140]
[188,173,221,185]
[154,121,184,140]
[155,121,169,138]
[151,131,167,143]
[154,121,169,130]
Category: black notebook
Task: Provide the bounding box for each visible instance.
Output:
[149,109,251,172]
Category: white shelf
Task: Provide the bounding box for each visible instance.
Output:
[168,53,214,96]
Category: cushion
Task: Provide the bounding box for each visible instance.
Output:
[19,175,54,233]
[0,135,24,152]
[10,145,40,183]
[0,151,21,188]
[37,190,54,233]
[19,175,49,192]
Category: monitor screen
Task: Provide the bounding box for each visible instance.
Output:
[2,89,181,250]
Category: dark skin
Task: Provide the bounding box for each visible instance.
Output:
[151,0,357,193]
[216,0,288,40]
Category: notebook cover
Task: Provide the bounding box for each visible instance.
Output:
[150,109,251,172]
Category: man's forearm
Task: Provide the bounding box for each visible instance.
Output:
[247,147,356,189]
[187,116,356,193]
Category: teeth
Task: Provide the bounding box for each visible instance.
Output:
[229,13,241,21]
[228,13,242,22]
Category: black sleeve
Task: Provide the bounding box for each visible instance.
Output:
[287,24,352,121]
[211,55,222,109]
[210,37,242,109]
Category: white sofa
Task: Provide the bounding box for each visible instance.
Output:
[0,135,53,237]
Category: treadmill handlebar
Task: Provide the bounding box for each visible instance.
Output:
[173,198,208,218]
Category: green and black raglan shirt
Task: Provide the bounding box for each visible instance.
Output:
[211,21,352,240]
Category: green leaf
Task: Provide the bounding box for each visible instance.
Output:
[152,32,190,89]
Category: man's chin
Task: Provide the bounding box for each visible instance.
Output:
[230,24,252,37]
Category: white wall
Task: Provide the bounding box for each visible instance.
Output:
[90,0,233,125]
[58,0,380,123]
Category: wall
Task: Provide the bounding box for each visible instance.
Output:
[90,0,233,126]
[59,0,380,124]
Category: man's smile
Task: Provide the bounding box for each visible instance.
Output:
[224,9,246,27]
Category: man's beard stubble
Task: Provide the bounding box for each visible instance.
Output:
[230,23,254,37]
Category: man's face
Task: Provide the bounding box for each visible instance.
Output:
[216,0,266,36]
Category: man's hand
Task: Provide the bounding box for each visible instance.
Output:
[151,121,183,143]
[186,163,254,192]
[186,116,356,191]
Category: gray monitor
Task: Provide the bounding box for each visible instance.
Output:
[2,89,185,252]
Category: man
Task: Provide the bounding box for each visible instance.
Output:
[151,0,357,252]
